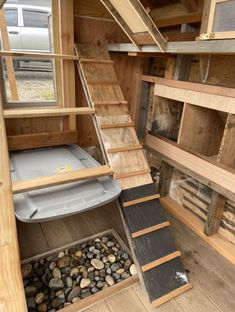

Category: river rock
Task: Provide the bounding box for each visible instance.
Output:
[21,263,33,279]
[80,278,91,289]
[49,262,56,271]
[51,297,63,309]
[37,302,48,312]
[105,275,115,286]
[67,286,81,302]
[35,292,45,304]
[72,297,80,303]
[70,267,79,277]
[75,250,82,258]
[121,272,131,279]
[58,251,65,258]
[111,262,122,272]
[25,286,37,297]
[52,268,61,279]
[57,256,70,268]
[130,264,137,276]
[124,259,132,270]
[90,259,104,270]
[116,268,125,275]
[26,297,36,311]
[107,254,116,264]
[49,278,64,291]
[66,276,73,288]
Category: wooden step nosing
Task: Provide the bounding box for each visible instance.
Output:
[100,122,134,129]
[131,221,170,239]
[107,144,142,154]
[93,101,128,106]
[114,169,151,180]
[151,283,192,307]
[80,58,113,64]
[123,193,160,208]
[141,251,181,272]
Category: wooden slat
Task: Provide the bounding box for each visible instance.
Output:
[87,79,120,85]
[0,50,79,60]
[0,58,26,311]
[114,169,151,180]
[12,165,113,194]
[107,144,142,154]
[141,251,181,272]
[80,58,114,64]
[161,196,235,265]
[145,134,235,201]
[4,107,95,118]
[152,283,192,307]
[100,122,135,129]
[93,100,128,106]
[131,221,170,238]
[123,194,160,208]
[8,130,78,151]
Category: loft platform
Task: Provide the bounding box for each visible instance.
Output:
[10,145,121,222]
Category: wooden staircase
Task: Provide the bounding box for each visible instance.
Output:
[75,43,192,306]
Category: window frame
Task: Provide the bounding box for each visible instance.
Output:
[22,8,50,29]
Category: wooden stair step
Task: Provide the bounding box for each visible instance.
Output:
[123,193,160,207]
[12,165,113,194]
[100,122,134,129]
[4,107,95,119]
[107,144,142,154]
[80,58,114,64]
[131,221,170,239]
[93,100,128,106]
[114,169,151,180]
[141,251,181,272]
[119,183,191,305]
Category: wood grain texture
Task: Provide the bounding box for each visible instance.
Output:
[123,194,160,208]
[161,196,235,265]
[8,130,78,151]
[12,165,113,194]
[131,221,170,238]
[145,134,235,201]
[141,251,181,272]
[0,65,26,311]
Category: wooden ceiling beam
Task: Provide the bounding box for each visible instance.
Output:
[180,0,198,12]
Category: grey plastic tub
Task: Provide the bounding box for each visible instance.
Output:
[10,145,121,222]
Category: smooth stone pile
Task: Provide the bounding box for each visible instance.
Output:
[22,234,136,311]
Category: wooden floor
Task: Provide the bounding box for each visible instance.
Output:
[17,201,235,312]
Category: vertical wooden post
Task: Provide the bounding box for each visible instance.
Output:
[204,192,226,235]
[0,58,26,311]
[0,8,19,101]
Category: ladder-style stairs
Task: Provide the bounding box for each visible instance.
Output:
[75,44,192,306]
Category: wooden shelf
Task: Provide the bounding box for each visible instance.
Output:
[4,107,95,119]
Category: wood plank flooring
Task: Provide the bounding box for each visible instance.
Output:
[17,202,235,312]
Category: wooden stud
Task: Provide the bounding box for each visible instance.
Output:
[123,194,160,208]
[4,107,95,118]
[0,48,27,311]
[8,131,78,151]
[131,221,170,238]
[158,161,174,197]
[0,50,79,60]
[12,165,113,194]
[100,122,135,129]
[180,0,198,12]
[152,283,192,307]
[0,8,19,101]
[141,251,181,272]
[107,144,142,154]
[204,192,226,236]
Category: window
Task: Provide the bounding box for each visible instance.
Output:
[23,10,49,28]
[5,8,18,27]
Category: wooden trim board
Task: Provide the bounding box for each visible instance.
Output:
[145,134,235,201]
[141,251,181,272]
[0,50,78,60]
[8,131,78,151]
[131,221,170,238]
[4,107,95,118]
[160,196,235,265]
[12,166,113,194]
[123,194,160,207]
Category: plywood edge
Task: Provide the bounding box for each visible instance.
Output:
[160,196,235,265]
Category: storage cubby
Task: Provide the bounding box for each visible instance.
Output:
[178,103,226,157]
